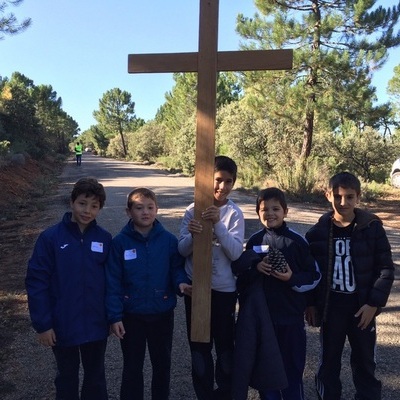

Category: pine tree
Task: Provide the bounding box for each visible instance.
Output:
[0,0,31,40]
[388,64,400,121]
[236,0,400,158]
[93,88,136,157]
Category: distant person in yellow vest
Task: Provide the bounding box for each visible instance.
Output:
[75,142,83,166]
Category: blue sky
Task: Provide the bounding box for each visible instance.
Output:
[1,0,399,133]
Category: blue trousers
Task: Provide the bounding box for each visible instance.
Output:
[259,322,306,400]
[119,311,174,400]
[52,339,108,400]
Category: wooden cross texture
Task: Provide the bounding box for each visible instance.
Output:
[128,0,292,342]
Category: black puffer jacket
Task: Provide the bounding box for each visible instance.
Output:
[305,208,394,321]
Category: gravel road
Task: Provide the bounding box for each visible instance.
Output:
[4,153,399,400]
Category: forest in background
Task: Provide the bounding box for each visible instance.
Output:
[2,0,400,199]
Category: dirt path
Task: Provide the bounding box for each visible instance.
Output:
[2,153,399,399]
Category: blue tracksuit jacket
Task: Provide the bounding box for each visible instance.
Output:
[105,219,188,323]
[239,222,321,325]
[25,212,112,347]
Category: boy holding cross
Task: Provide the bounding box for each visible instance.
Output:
[178,155,245,400]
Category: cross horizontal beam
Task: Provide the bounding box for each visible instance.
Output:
[128,49,293,74]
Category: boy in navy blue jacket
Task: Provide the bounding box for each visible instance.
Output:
[106,187,191,400]
[236,187,320,400]
[26,177,112,400]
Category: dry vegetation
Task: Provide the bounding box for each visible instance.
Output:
[0,156,62,395]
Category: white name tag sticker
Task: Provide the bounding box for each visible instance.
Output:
[124,249,137,260]
[91,242,104,253]
[253,245,269,253]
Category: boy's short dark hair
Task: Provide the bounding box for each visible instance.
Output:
[328,172,361,195]
[70,177,106,208]
[256,187,288,214]
[127,187,157,209]
[214,155,237,183]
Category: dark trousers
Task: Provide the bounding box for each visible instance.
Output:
[259,322,306,400]
[52,339,108,400]
[184,290,237,400]
[316,300,381,400]
[120,311,174,400]
[76,154,82,166]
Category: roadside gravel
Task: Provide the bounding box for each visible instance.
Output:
[3,153,399,400]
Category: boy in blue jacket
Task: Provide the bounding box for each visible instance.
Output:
[106,187,191,400]
[236,187,320,400]
[25,177,112,400]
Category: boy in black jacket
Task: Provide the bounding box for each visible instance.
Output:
[305,172,394,400]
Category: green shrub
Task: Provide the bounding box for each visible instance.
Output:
[274,157,328,201]
[360,181,386,202]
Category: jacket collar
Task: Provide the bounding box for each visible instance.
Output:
[262,220,288,236]
[62,212,97,236]
[318,208,381,230]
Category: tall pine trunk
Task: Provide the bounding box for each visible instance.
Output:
[301,0,320,160]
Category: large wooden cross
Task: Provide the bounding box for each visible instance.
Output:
[128,0,292,342]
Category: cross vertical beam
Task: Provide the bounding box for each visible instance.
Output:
[190,0,219,342]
